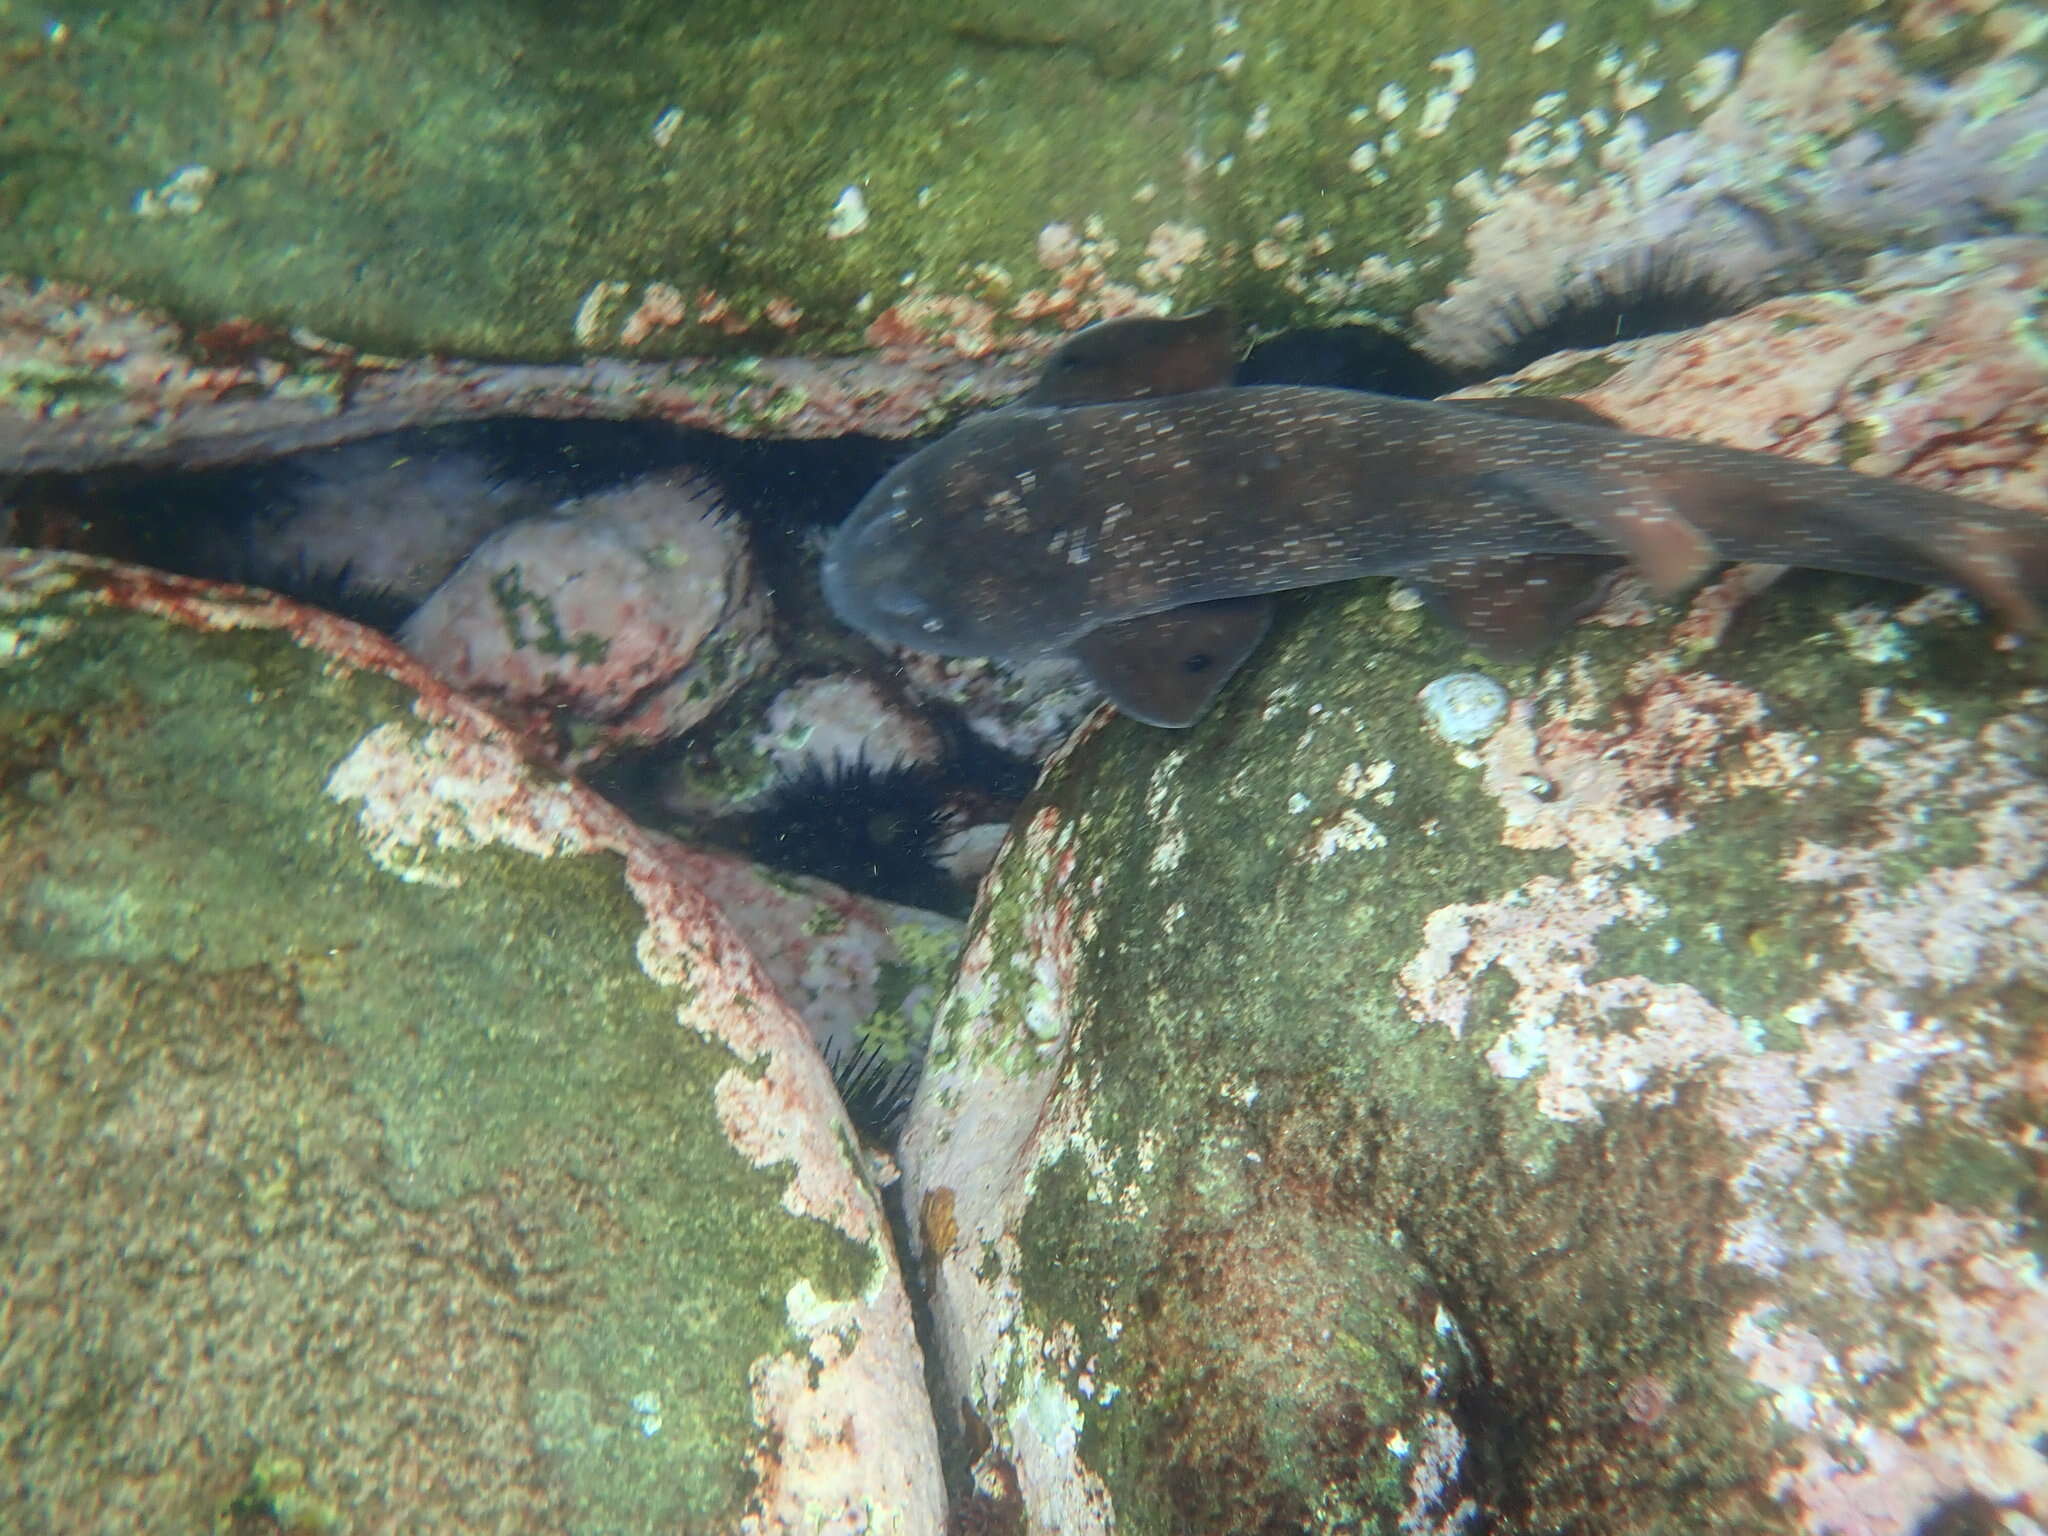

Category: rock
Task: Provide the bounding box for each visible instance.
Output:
[10,9,2044,473]
[895,248,2048,1529]
[401,471,773,767]
[756,673,947,781]
[672,842,961,1077]
[1471,237,2048,512]
[0,551,944,1534]
[230,441,539,614]
[902,562,2048,1534]
[1412,19,2048,368]
[0,274,1036,476]
[936,821,1013,888]
[895,651,1103,764]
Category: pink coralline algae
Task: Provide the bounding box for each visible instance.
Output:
[1785,711,2048,992]
[1552,239,2048,512]
[1395,641,2048,1530]
[0,274,1036,475]
[1469,659,1813,870]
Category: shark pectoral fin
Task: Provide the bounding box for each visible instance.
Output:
[1489,464,1721,595]
[1070,595,1275,728]
[1932,518,2046,631]
[1025,309,1240,407]
[1408,553,1628,660]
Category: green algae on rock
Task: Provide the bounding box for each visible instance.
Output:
[898,560,2048,1533]
[0,552,944,1534]
[5,2,2041,367]
[7,11,2045,480]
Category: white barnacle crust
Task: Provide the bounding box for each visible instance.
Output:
[1418,89,1460,139]
[1419,672,1511,745]
[1682,49,1739,110]
[826,184,870,240]
[1431,47,1477,95]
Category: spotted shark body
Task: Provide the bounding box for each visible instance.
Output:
[825,311,2046,726]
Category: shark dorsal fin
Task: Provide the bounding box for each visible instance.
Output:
[1025,309,1239,407]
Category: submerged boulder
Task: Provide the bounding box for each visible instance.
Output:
[0,551,944,1534]
[7,7,2047,473]
[900,561,2047,1532]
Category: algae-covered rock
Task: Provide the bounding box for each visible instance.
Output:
[900,561,2047,1531]
[7,7,2045,475]
[0,552,944,1533]
[6,2,2043,367]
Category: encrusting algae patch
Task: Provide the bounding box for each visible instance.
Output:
[0,550,946,1533]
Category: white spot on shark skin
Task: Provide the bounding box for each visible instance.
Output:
[1376,82,1409,119]
[133,163,216,219]
[1338,760,1395,798]
[1533,21,1566,51]
[1614,69,1664,113]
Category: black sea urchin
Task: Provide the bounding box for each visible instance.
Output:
[823,1034,922,1145]
[258,555,423,632]
[750,755,960,914]
[1476,249,1756,378]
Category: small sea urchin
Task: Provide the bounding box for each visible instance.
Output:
[822,1034,922,1144]
[750,754,960,914]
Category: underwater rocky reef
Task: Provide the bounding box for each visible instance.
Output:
[2,3,2045,1533]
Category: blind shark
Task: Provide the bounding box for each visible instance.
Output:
[824,309,2046,727]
